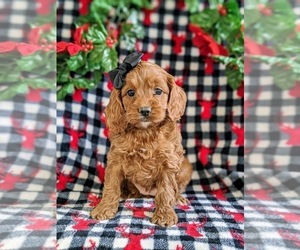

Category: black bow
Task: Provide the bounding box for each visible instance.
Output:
[108,52,144,90]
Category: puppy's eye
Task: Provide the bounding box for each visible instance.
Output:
[127,89,135,97]
[154,88,163,95]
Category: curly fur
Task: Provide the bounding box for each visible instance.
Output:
[91,61,193,226]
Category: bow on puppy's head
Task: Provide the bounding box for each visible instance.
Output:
[109,52,144,90]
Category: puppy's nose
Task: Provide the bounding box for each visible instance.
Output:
[139,107,151,117]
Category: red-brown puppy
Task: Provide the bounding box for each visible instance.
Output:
[91,60,192,227]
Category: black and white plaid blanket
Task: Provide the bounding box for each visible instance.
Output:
[0,0,299,250]
[56,0,244,249]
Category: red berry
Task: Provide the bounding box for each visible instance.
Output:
[83,48,88,52]
[217,4,227,16]
[261,8,272,15]
[257,4,272,16]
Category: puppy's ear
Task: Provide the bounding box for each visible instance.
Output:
[104,89,126,137]
[167,74,187,121]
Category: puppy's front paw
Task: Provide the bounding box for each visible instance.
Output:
[176,195,190,205]
[91,204,117,220]
[152,208,178,227]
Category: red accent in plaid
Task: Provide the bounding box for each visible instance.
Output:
[124,201,155,218]
[196,135,219,166]
[142,0,161,26]
[236,81,244,98]
[63,117,88,150]
[73,88,85,102]
[247,189,273,201]
[87,193,101,207]
[230,229,244,247]
[12,118,49,150]
[177,217,207,237]
[116,225,155,250]
[229,111,244,146]
[135,41,158,61]
[213,205,244,223]
[176,0,185,10]
[244,87,261,119]
[37,0,56,15]
[197,88,220,120]
[56,164,81,191]
[26,88,43,102]
[79,0,92,15]
[289,81,300,98]
[71,214,96,230]
[25,214,54,230]
[278,230,300,247]
[167,21,186,54]
[278,117,300,146]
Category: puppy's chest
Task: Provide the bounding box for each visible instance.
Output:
[123,144,163,180]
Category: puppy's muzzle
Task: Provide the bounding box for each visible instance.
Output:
[139,107,151,117]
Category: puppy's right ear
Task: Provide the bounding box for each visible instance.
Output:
[104,89,126,137]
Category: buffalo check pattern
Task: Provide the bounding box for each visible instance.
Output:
[56,1,244,249]
[0,91,56,250]
[0,0,56,249]
[0,0,298,249]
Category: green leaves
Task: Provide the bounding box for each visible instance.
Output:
[190,9,220,30]
[245,0,300,90]
[270,64,297,90]
[85,25,107,44]
[0,83,29,100]
[186,0,200,13]
[214,55,243,89]
[56,0,148,99]
[225,63,243,90]
[67,52,87,72]
[190,0,243,90]
[245,0,296,48]
[57,82,75,100]
[100,47,118,72]
[191,0,242,43]
[131,0,151,8]
[249,56,300,90]
[121,10,145,50]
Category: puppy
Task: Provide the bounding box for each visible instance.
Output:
[91,57,192,227]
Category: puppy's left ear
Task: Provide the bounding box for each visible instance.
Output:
[167,74,187,121]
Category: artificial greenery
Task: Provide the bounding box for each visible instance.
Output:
[245,0,300,90]
[56,0,150,99]
[189,0,244,90]
[0,10,56,100]
[2,0,297,100]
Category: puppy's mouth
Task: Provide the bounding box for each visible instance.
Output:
[140,117,152,128]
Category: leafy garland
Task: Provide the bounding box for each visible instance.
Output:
[187,0,300,91]
[244,0,300,90]
[57,0,150,100]
[0,9,56,100]
[188,0,244,90]
[2,0,297,100]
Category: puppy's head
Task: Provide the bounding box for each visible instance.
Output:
[105,61,186,136]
